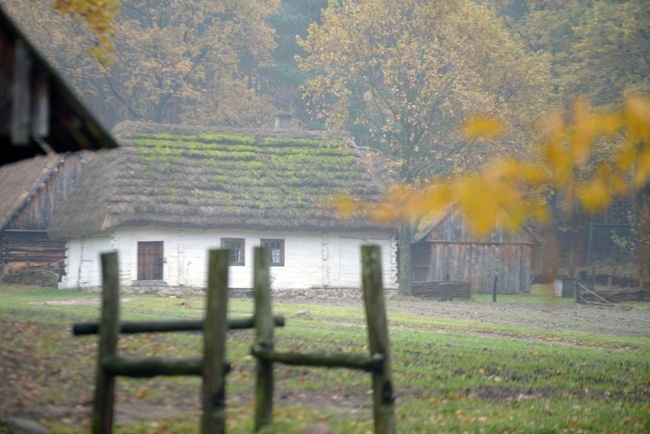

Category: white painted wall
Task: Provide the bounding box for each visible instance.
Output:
[59,227,398,290]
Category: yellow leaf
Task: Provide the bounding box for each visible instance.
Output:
[461,115,505,140]
[578,179,611,213]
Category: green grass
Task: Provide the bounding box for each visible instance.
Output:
[1,285,648,433]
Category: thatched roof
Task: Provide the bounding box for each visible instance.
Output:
[0,154,66,229]
[0,6,117,167]
[49,121,395,239]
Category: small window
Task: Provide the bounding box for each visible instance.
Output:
[261,239,284,266]
[221,238,245,265]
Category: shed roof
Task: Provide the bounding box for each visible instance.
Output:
[49,121,395,238]
[413,204,541,244]
[0,6,117,166]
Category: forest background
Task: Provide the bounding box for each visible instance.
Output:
[2,0,649,295]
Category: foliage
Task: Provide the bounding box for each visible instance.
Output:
[299,0,549,184]
[4,0,280,128]
[52,0,120,64]
[298,0,550,295]
[262,0,328,125]
[339,95,650,236]
[487,0,650,109]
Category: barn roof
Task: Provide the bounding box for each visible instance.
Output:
[413,204,542,244]
[0,153,70,229]
[0,6,117,167]
[49,121,395,239]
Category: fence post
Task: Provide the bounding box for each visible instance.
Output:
[93,252,120,434]
[253,247,274,431]
[361,246,395,434]
[493,276,498,302]
[201,249,230,434]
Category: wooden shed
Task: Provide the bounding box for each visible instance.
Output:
[0,5,117,167]
[412,205,540,294]
[0,153,88,273]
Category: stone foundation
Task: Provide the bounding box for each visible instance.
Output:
[71,285,397,299]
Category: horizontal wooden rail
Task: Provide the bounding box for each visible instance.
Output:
[102,355,232,378]
[251,344,384,373]
[73,316,285,336]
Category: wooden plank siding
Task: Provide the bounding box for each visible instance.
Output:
[412,241,534,294]
[4,154,85,230]
[412,207,538,294]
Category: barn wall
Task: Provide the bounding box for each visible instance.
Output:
[5,154,86,230]
[59,228,398,290]
[415,241,532,294]
[426,209,536,244]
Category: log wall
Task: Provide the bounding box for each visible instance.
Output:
[1,230,65,271]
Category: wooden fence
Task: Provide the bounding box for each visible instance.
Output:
[74,245,394,434]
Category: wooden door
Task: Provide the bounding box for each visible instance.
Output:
[137,241,164,280]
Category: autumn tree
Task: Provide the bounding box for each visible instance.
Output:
[299,0,550,295]
[3,0,279,128]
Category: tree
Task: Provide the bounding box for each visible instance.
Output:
[52,0,120,64]
[299,0,550,295]
[486,0,650,108]
[262,0,328,127]
[4,0,280,128]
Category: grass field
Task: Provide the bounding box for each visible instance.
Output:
[1,284,648,433]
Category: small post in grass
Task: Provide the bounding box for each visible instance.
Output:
[362,245,395,434]
[93,252,120,434]
[253,247,274,431]
[493,275,498,302]
[201,249,230,433]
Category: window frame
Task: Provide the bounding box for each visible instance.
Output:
[221,238,245,266]
[261,239,285,267]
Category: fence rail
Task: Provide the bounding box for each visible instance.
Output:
[76,246,394,434]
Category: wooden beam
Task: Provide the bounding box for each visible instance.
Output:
[11,40,31,145]
[362,245,395,434]
[93,252,119,434]
[251,345,384,373]
[72,316,285,336]
[32,66,49,138]
[253,247,274,432]
[202,249,230,434]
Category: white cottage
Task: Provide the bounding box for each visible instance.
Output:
[49,121,397,293]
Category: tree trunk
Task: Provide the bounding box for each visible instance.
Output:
[397,220,415,296]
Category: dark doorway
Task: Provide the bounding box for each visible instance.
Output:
[137,241,164,280]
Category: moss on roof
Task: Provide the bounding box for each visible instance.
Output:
[49,121,394,239]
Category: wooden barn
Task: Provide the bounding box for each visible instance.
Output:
[49,121,398,292]
[412,205,540,294]
[0,153,88,273]
[0,5,116,167]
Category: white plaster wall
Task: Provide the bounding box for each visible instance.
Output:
[60,227,398,290]
[59,236,114,288]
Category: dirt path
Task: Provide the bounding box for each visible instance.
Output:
[276,297,650,339]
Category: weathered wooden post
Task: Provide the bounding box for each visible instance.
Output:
[202,249,230,434]
[493,276,498,302]
[361,246,395,434]
[253,247,274,431]
[93,252,120,434]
